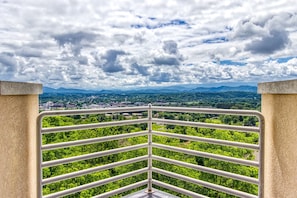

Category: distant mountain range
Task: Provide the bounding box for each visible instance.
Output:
[192,85,257,93]
[43,85,257,94]
[43,87,98,94]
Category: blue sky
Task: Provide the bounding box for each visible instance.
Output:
[1,0,297,89]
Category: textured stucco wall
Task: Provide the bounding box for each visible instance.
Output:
[261,94,297,198]
[259,79,297,198]
[0,81,41,198]
[0,95,39,198]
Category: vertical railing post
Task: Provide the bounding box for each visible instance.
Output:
[257,113,265,198]
[146,104,153,194]
[37,114,43,198]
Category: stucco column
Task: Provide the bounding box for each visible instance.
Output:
[258,79,297,198]
[0,81,42,198]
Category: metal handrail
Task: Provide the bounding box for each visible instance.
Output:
[152,118,260,132]
[42,131,148,150]
[152,168,257,198]
[92,180,148,198]
[37,105,264,198]
[152,130,259,150]
[41,118,148,134]
[152,155,259,185]
[152,179,209,198]
[43,168,148,198]
[42,156,148,185]
[152,143,259,167]
[42,143,148,168]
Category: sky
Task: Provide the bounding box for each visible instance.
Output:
[1,0,297,89]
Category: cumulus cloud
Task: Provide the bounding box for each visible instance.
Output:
[99,50,126,73]
[0,52,18,77]
[53,31,97,56]
[130,63,150,76]
[16,47,43,57]
[245,30,289,54]
[133,32,146,44]
[0,52,17,68]
[163,40,178,54]
[149,67,182,84]
[233,12,297,55]
[149,72,171,83]
[152,40,184,66]
[113,34,131,45]
[1,0,297,89]
[153,56,180,66]
[53,31,97,47]
[76,56,89,65]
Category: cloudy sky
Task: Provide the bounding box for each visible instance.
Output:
[1,0,297,89]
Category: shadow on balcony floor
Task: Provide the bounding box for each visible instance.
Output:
[123,189,179,198]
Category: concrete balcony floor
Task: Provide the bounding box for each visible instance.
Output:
[124,189,178,198]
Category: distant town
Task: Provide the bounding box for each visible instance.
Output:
[40,99,150,111]
[39,85,260,111]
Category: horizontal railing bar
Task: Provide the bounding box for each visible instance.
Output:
[42,156,148,185]
[92,180,147,198]
[152,131,259,150]
[152,118,260,133]
[152,155,258,185]
[152,168,257,198]
[42,143,148,168]
[152,179,209,198]
[38,106,264,119]
[41,118,148,134]
[42,131,148,151]
[38,106,149,117]
[43,168,148,198]
[152,143,259,167]
[151,106,263,117]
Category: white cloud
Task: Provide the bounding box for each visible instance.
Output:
[0,0,297,89]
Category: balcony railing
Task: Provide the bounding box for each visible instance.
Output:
[37,105,264,198]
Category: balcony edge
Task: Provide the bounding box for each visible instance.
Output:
[0,81,43,95]
[258,79,297,94]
